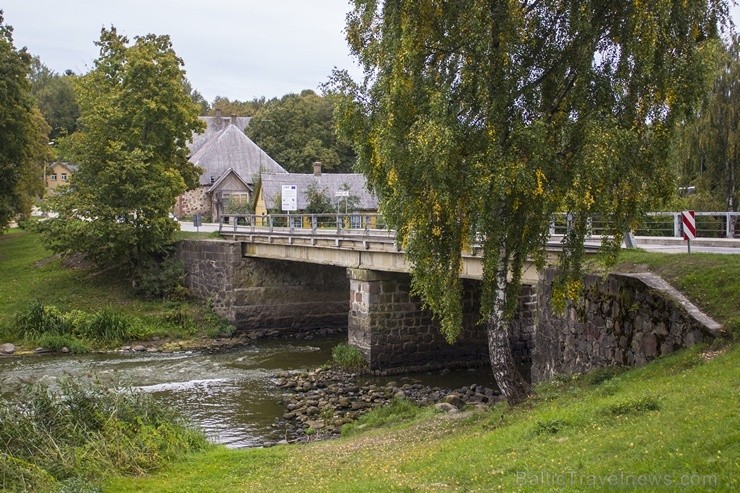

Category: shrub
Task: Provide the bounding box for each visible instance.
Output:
[134,254,188,301]
[0,377,209,491]
[200,302,236,338]
[14,302,71,337]
[81,309,138,342]
[36,333,90,353]
[331,343,367,370]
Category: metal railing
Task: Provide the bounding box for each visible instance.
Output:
[219,213,390,236]
[220,212,740,239]
[549,212,739,239]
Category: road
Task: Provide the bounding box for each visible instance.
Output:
[179,221,740,254]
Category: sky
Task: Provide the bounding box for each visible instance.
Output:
[3,1,739,104]
[2,0,362,103]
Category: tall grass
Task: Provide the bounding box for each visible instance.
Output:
[0,377,209,492]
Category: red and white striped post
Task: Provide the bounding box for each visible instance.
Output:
[682,210,696,253]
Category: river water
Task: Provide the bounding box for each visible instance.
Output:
[0,337,495,448]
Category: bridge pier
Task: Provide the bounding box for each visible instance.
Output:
[347,268,536,376]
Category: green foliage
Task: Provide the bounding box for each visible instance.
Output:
[36,27,204,277]
[330,343,367,370]
[201,302,236,338]
[304,184,335,214]
[0,377,208,491]
[0,13,52,230]
[82,309,137,342]
[134,254,189,301]
[247,90,356,173]
[332,0,732,399]
[35,333,90,353]
[207,95,266,117]
[674,36,739,228]
[28,56,80,140]
[14,301,71,337]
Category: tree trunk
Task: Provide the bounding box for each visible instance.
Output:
[487,316,532,405]
[487,249,532,405]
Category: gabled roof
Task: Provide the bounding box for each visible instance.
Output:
[260,172,378,211]
[51,162,78,173]
[188,115,251,155]
[189,124,288,186]
[207,168,252,194]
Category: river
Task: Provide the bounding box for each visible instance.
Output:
[0,337,495,448]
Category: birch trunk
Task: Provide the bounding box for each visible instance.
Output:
[487,253,531,405]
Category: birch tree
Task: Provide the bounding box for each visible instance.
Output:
[333,0,731,403]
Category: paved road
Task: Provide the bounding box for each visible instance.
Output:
[181,222,739,254]
[179,221,220,233]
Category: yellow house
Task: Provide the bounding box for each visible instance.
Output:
[254,163,379,228]
[45,162,77,195]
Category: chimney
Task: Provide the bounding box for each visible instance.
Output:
[313,161,322,176]
[231,114,237,125]
[215,108,222,126]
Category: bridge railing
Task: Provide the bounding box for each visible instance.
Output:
[219,213,392,237]
[221,212,739,239]
[549,212,739,239]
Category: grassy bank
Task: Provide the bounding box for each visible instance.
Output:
[0,229,232,351]
[1,377,209,492]
[102,247,738,492]
[600,250,740,332]
[105,343,738,492]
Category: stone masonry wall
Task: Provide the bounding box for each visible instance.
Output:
[174,187,211,219]
[533,269,722,382]
[348,269,536,377]
[177,240,349,335]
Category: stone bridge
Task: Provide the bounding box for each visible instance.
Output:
[177,214,721,382]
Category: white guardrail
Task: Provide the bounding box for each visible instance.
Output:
[218,212,740,240]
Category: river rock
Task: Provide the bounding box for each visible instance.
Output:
[0,343,16,355]
[61,347,69,354]
[132,345,146,352]
[435,402,459,413]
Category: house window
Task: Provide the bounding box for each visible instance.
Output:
[350,215,362,229]
[61,173,67,181]
[50,173,57,181]
[210,176,216,184]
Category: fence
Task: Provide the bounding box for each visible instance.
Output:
[220,212,739,239]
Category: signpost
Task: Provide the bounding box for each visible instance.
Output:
[682,210,695,253]
[193,213,202,233]
[282,185,297,212]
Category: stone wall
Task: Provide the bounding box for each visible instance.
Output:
[533,269,722,382]
[174,187,211,219]
[177,240,349,336]
[348,268,536,376]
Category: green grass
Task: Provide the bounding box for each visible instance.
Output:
[1,377,209,492]
[0,229,232,350]
[104,343,739,492]
[602,250,740,332]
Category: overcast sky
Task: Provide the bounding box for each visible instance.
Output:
[3,1,739,104]
[3,0,361,103]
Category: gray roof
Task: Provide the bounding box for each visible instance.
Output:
[260,172,378,211]
[190,124,288,186]
[207,168,252,194]
[188,115,251,155]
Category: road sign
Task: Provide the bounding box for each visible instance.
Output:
[682,210,696,240]
[335,191,350,197]
[282,185,297,212]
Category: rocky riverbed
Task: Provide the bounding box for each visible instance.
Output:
[268,367,502,446]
